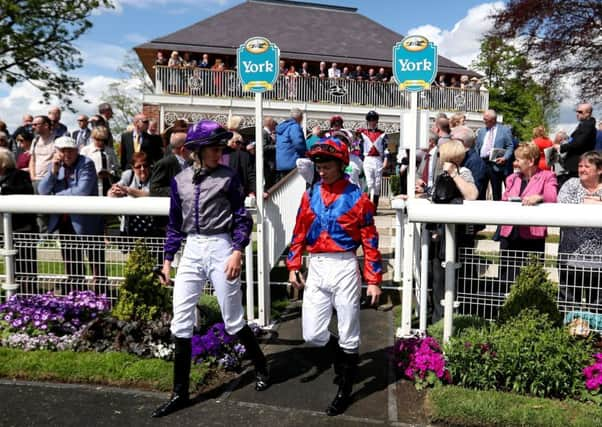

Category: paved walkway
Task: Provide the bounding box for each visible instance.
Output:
[0,304,427,426]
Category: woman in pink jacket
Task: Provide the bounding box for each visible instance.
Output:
[499,142,557,282]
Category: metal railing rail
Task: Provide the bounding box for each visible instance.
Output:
[154,66,489,112]
[393,198,602,342]
[264,171,306,270]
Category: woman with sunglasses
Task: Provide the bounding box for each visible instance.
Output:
[288,137,382,416]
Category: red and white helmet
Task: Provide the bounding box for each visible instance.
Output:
[307,137,350,166]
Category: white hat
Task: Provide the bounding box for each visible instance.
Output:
[54,136,78,149]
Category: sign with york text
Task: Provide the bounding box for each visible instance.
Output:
[237,37,279,93]
[392,35,437,92]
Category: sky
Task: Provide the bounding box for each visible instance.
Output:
[0,0,584,135]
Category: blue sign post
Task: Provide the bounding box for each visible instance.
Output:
[236,37,280,327]
[392,35,438,92]
[237,37,280,93]
[392,35,438,339]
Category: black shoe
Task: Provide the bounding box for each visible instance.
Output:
[236,325,271,391]
[151,393,189,417]
[255,366,271,391]
[326,387,352,416]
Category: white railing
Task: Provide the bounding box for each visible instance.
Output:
[393,198,602,341]
[0,180,308,323]
[264,172,307,270]
[154,66,489,112]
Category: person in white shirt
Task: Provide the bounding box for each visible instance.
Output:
[328,62,341,79]
[80,126,120,196]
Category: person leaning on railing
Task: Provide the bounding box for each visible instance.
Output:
[428,140,479,324]
[557,151,602,311]
[38,136,106,293]
[0,147,38,290]
[498,142,558,284]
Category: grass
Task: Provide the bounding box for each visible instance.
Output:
[427,386,602,427]
[0,347,210,392]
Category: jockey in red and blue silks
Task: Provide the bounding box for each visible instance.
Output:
[287,136,382,417]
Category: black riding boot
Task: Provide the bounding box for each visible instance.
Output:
[326,351,359,416]
[372,195,380,215]
[236,325,270,391]
[152,337,191,417]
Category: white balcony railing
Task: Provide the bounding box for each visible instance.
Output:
[154,66,489,112]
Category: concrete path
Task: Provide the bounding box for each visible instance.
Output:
[0,304,427,426]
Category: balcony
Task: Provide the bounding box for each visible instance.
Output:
[153,66,489,113]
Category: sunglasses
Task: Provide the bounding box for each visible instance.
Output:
[133,164,149,170]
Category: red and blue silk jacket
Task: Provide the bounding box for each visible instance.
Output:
[286,177,383,285]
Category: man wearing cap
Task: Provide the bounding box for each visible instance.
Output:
[288,136,382,416]
[275,108,306,179]
[152,120,270,418]
[38,136,105,290]
[359,110,388,213]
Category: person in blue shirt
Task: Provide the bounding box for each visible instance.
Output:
[275,108,306,178]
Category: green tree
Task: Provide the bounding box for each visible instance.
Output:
[472,36,557,141]
[99,52,153,136]
[488,0,601,104]
[0,0,113,108]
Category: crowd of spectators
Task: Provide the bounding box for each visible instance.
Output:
[154,50,485,106]
[0,100,599,312]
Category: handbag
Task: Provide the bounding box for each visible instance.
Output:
[431,170,463,204]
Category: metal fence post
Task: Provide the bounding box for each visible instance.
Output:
[2,213,18,300]
[443,223,456,343]
[419,223,429,333]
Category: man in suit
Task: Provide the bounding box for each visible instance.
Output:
[554,103,597,188]
[149,128,190,197]
[120,113,163,171]
[262,116,277,189]
[72,115,91,148]
[223,133,256,197]
[48,106,68,139]
[38,136,105,291]
[475,109,514,200]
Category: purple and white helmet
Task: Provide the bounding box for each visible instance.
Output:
[184,119,233,151]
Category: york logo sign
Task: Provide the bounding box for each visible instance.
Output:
[392,35,437,92]
[237,37,279,93]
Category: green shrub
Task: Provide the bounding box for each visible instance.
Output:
[427,315,488,343]
[445,310,594,399]
[198,294,223,331]
[498,257,562,327]
[389,174,401,195]
[112,241,171,321]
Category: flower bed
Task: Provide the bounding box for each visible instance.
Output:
[393,335,451,389]
[0,291,110,351]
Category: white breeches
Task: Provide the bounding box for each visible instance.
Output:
[363,156,383,196]
[302,252,361,352]
[171,233,245,338]
[346,155,363,188]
